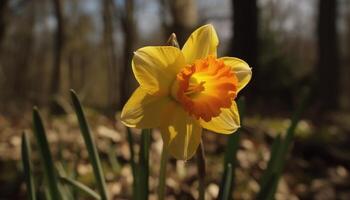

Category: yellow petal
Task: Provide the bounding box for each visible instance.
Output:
[199,101,240,134]
[132,46,185,95]
[160,104,202,160]
[219,57,252,93]
[182,24,219,64]
[121,87,173,128]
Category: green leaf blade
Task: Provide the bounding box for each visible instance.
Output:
[258,134,282,191]
[21,132,36,200]
[70,90,109,200]
[60,177,101,200]
[32,108,61,200]
[257,88,310,200]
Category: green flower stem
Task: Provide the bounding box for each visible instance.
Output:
[157,144,169,200]
[126,128,137,198]
[196,140,206,200]
[138,129,151,200]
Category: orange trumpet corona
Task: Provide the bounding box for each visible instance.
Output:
[172,56,238,122]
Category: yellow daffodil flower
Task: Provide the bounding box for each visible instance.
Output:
[121,24,252,160]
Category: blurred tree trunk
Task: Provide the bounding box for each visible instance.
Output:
[346,2,350,110]
[0,0,9,48]
[102,0,119,111]
[230,0,258,94]
[0,0,9,109]
[13,1,35,99]
[50,0,64,113]
[168,0,198,45]
[0,0,9,111]
[120,0,135,108]
[160,0,198,45]
[317,0,339,110]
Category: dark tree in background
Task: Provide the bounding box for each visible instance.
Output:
[317,0,339,110]
[230,0,258,94]
[168,0,198,45]
[0,0,9,106]
[12,2,35,99]
[0,1,36,107]
[102,0,119,110]
[0,0,9,107]
[50,0,65,112]
[159,0,198,45]
[120,0,136,108]
[0,0,9,48]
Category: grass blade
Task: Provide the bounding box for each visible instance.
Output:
[275,88,310,171]
[60,177,101,200]
[69,153,81,199]
[258,134,282,191]
[56,163,75,200]
[257,88,310,200]
[21,132,36,200]
[44,187,53,200]
[218,98,245,199]
[256,173,278,200]
[70,90,109,200]
[108,141,121,174]
[219,163,233,200]
[137,129,151,200]
[32,107,61,200]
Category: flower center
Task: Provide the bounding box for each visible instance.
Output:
[171,56,238,122]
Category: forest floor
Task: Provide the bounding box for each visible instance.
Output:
[0,108,350,200]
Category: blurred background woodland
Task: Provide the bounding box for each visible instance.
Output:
[1,0,350,199]
[1,0,349,114]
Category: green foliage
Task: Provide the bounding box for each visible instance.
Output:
[21,92,110,199]
[157,146,168,200]
[32,108,62,200]
[218,89,309,200]
[256,88,310,199]
[20,89,309,199]
[257,135,282,200]
[70,90,109,200]
[21,132,36,200]
[136,129,151,200]
[219,163,233,200]
[60,176,101,200]
[21,90,154,199]
[107,141,122,174]
[126,127,137,199]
